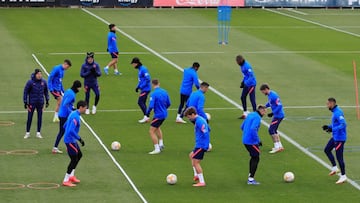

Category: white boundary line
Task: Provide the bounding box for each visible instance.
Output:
[82,8,360,191]
[47,51,224,55]
[31,54,148,203]
[284,8,308,15]
[265,8,360,38]
[48,52,149,55]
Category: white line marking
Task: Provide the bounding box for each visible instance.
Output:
[265,9,360,38]
[82,8,360,191]
[162,51,224,54]
[48,52,150,55]
[284,8,308,15]
[31,53,148,203]
[47,51,224,55]
[243,50,360,54]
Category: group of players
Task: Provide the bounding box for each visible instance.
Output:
[22,23,347,187]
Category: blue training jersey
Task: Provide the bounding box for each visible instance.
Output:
[58,89,76,118]
[187,89,207,120]
[194,116,210,149]
[48,64,65,92]
[265,90,285,118]
[107,31,118,53]
[329,106,347,141]
[240,61,256,87]
[241,111,262,145]
[63,110,81,144]
[146,87,171,119]
[180,67,200,96]
[137,65,151,92]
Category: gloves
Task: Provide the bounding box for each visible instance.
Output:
[106,48,109,52]
[240,81,244,88]
[79,138,85,147]
[91,68,96,73]
[135,87,139,93]
[45,100,49,108]
[24,103,28,109]
[259,141,263,147]
[267,113,274,118]
[322,125,332,133]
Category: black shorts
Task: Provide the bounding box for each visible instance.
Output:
[192,148,207,160]
[269,118,283,135]
[244,144,260,157]
[110,52,119,59]
[150,118,165,128]
[51,90,62,100]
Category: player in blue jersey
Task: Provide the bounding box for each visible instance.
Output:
[62,100,87,187]
[104,24,121,76]
[260,84,285,154]
[176,62,200,124]
[186,82,209,122]
[52,80,82,154]
[131,57,152,123]
[48,59,72,122]
[23,69,49,139]
[80,52,101,115]
[145,79,171,155]
[236,55,257,119]
[322,98,347,184]
[184,107,210,187]
[241,105,266,185]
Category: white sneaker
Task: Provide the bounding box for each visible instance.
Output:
[269,147,284,154]
[91,105,97,114]
[176,117,187,124]
[52,147,63,154]
[36,132,43,139]
[148,149,161,155]
[329,166,339,176]
[24,132,30,139]
[85,109,90,115]
[138,116,149,123]
[53,116,60,123]
[336,175,347,184]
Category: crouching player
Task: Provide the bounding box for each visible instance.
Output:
[241,105,266,185]
[184,107,210,187]
[62,100,87,187]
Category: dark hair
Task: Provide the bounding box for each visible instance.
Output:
[328,97,336,103]
[236,55,244,61]
[64,59,72,66]
[77,100,87,109]
[200,82,209,87]
[259,83,270,91]
[184,107,197,116]
[152,79,159,86]
[109,24,115,30]
[192,62,200,68]
[72,80,82,89]
[86,52,94,58]
[257,105,266,110]
[34,68,42,75]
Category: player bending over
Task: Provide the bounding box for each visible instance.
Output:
[322,97,347,184]
[241,105,266,185]
[104,24,121,75]
[185,107,210,187]
[185,82,210,122]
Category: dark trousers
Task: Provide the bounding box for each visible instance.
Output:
[324,138,346,175]
[178,94,190,116]
[26,103,44,132]
[138,91,149,115]
[54,117,67,148]
[241,85,256,112]
[85,83,100,107]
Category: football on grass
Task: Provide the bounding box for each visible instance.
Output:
[111,141,121,151]
[283,172,295,183]
[166,174,177,185]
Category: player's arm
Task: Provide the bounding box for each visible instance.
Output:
[80,65,91,78]
[193,73,200,90]
[23,81,31,107]
[62,94,73,113]
[166,94,171,108]
[197,98,206,118]
[47,70,55,92]
[145,95,154,116]
[332,114,346,131]
[95,64,102,77]
[44,80,50,107]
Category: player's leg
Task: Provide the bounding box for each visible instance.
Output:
[176,94,188,123]
[92,84,100,114]
[84,85,90,115]
[191,148,206,186]
[239,86,249,119]
[148,121,161,154]
[324,138,338,175]
[104,52,121,75]
[189,152,199,181]
[335,141,347,184]
[53,117,67,153]
[269,118,284,153]
[138,91,149,120]
[68,148,82,184]
[35,103,43,138]
[63,143,78,187]
[248,86,257,112]
[24,104,35,139]
[52,91,62,122]
[245,144,260,185]
[155,127,164,150]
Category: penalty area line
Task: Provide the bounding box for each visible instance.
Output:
[31,53,148,203]
[82,8,360,191]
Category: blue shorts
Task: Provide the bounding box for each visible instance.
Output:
[66,143,80,156]
[85,83,100,95]
[192,148,207,160]
[110,52,119,59]
[51,90,62,100]
[151,118,165,128]
[269,118,283,135]
[244,144,260,157]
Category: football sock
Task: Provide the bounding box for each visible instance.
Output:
[176,114,180,119]
[105,66,109,69]
[154,144,160,151]
[114,69,119,73]
[274,142,280,149]
[54,112,58,117]
[159,139,164,146]
[278,141,283,148]
[248,177,254,181]
[63,173,70,182]
[193,167,197,176]
[198,173,205,183]
[70,169,75,176]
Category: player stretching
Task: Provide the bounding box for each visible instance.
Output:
[23,69,49,139]
[236,55,256,119]
[260,84,285,154]
[322,97,347,184]
[186,82,210,122]
[145,79,171,155]
[52,80,82,154]
[241,105,266,185]
[184,107,210,187]
[62,100,87,187]
[104,24,121,75]
[131,57,151,123]
[176,62,200,124]
[48,59,72,122]
[80,52,101,115]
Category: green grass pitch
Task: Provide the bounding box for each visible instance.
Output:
[1,7,360,203]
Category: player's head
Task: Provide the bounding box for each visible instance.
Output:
[63,59,72,70]
[200,82,210,93]
[327,97,337,110]
[184,107,197,121]
[260,83,270,95]
[77,100,88,114]
[130,57,142,68]
[86,52,94,64]
[109,23,116,32]
[152,79,160,88]
[71,80,82,93]
[256,105,267,117]
[34,69,42,80]
[192,62,200,71]
[236,55,245,66]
